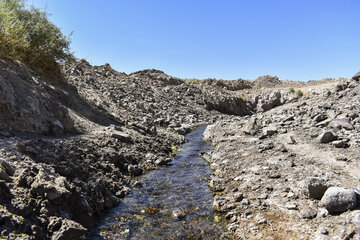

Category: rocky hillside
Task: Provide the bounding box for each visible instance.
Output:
[203,75,360,239]
[0,58,250,239]
[0,57,359,239]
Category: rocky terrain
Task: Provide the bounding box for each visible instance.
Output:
[203,75,360,239]
[0,57,359,239]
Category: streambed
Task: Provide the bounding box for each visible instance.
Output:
[87,125,227,239]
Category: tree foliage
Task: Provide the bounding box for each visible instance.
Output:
[0,0,74,76]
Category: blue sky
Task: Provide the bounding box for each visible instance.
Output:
[29,0,360,81]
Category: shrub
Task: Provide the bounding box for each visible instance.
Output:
[289,87,295,93]
[0,0,74,77]
[296,89,303,97]
[170,145,182,154]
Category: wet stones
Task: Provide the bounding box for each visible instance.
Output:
[115,186,130,198]
[213,196,229,212]
[320,187,357,213]
[155,157,172,166]
[172,208,187,220]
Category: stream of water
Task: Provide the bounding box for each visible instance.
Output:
[87,125,226,240]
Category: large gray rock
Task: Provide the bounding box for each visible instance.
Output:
[51,219,86,240]
[30,167,71,201]
[329,116,354,130]
[262,126,278,136]
[320,187,357,213]
[318,131,337,143]
[256,91,282,112]
[242,118,261,135]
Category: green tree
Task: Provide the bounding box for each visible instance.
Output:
[0,0,74,76]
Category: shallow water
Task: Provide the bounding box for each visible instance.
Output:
[87,125,226,240]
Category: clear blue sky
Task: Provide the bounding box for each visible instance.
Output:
[29,0,360,81]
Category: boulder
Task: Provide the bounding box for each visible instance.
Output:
[51,219,87,240]
[320,187,357,213]
[329,116,354,130]
[254,75,281,88]
[256,91,282,112]
[332,139,350,148]
[30,167,71,201]
[309,127,322,138]
[300,207,317,219]
[242,118,261,135]
[318,131,337,143]
[262,126,278,136]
